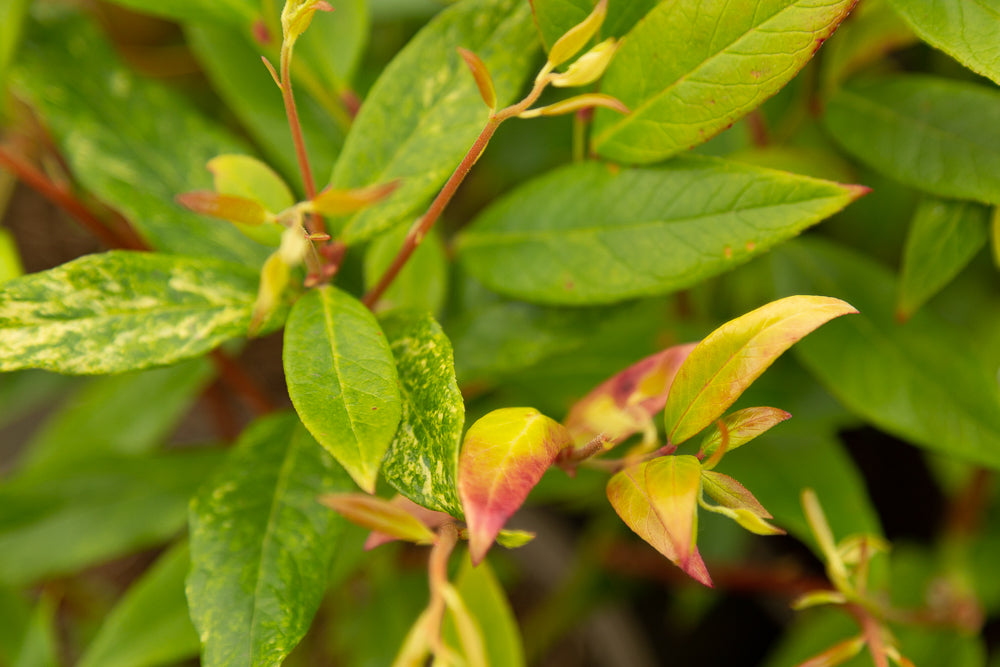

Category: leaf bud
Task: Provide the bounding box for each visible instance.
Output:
[279,225,310,266]
[519,93,629,119]
[550,38,618,88]
[457,47,497,110]
[250,251,290,336]
[547,0,608,68]
[281,0,333,43]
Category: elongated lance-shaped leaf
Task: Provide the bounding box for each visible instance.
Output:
[457,157,866,305]
[329,0,538,243]
[606,456,712,586]
[591,0,857,163]
[0,251,263,374]
[698,407,792,464]
[459,408,572,564]
[283,287,402,492]
[665,296,857,446]
[700,470,784,535]
[318,494,436,545]
[530,0,657,49]
[380,310,464,516]
[188,414,353,667]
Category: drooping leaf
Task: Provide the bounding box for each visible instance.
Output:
[772,237,1000,470]
[458,407,572,564]
[329,0,538,243]
[606,456,712,586]
[11,12,269,265]
[530,0,657,50]
[457,158,866,305]
[0,251,263,374]
[365,225,448,316]
[187,414,353,667]
[591,0,857,163]
[380,310,464,516]
[283,286,401,492]
[896,196,989,321]
[824,75,1000,205]
[442,556,525,667]
[664,295,857,447]
[0,450,223,585]
[697,406,793,462]
[78,542,200,667]
[885,0,1000,85]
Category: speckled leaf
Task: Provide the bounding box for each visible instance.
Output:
[591,0,857,163]
[0,251,262,374]
[380,310,464,517]
[187,414,353,667]
[665,296,857,446]
[457,158,866,305]
[459,408,572,564]
[283,286,402,492]
[529,0,657,49]
[329,0,538,243]
[824,75,1000,205]
[697,407,792,461]
[897,196,989,320]
[11,12,269,265]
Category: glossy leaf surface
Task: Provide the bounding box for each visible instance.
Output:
[380,310,464,516]
[459,408,572,563]
[329,0,537,243]
[665,295,857,446]
[591,0,856,163]
[458,158,864,305]
[283,286,401,492]
[188,414,352,667]
[824,75,1000,205]
[0,252,260,374]
[697,406,792,462]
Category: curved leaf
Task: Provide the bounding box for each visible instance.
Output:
[697,406,792,462]
[530,0,657,49]
[283,286,402,491]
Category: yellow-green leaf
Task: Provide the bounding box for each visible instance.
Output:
[698,406,792,463]
[318,493,436,545]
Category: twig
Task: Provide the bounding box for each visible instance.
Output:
[209,350,276,415]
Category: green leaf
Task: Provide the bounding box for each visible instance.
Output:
[11,12,269,265]
[0,450,223,585]
[591,0,857,163]
[697,406,792,462]
[329,0,538,243]
[319,493,436,544]
[380,310,464,516]
[443,556,525,667]
[0,0,29,89]
[897,196,989,320]
[886,0,1000,85]
[772,238,1000,470]
[530,0,657,49]
[296,0,369,92]
[209,154,294,215]
[365,225,448,316]
[0,587,31,666]
[457,157,865,305]
[0,228,23,284]
[187,414,353,667]
[824,75,1000,205]
[664,295,857,447]
[0,251,262,374]
[101,0,256,26]
[283,286,402,492]
[819,0,916,94]
[9,597,58,667]
[78,541,200,667]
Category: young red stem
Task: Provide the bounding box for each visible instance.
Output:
[279,46,324,237]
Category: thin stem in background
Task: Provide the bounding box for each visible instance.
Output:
[279,46,323,235]
[210,350,277,415]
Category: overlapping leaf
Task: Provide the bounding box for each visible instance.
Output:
[365,227,448,315]
[697,406,792,462]
[530,0,656,49]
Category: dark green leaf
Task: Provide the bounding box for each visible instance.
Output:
[0,587,31,666]
[0,371,76,432]
[8,597,58,667]
[365,225,448,316]
[329,0,538,243]
[530,0,657,49]
[457,157,864,304]
[772,238,1000,469]
[0,251,261,374]
[283,286,402,492]
[591,0,857,163]
[819,0,916,94]
[187,414,352,667]
[824,75,1000,205]
[0,450,223,585]
[78,541,200,667]
[380,310,464,516]
[897,196,989,320]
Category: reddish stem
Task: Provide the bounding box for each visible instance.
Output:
[209,350,276,415]
[279,47,324,237]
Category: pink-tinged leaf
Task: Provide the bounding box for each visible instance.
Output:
[665,296,857,446]
[459,407,572,564]
[457,47,497,110]
[363,495,453,551]
[310,181,401,216]
[519,93,629,119]
[698,406,792,464]
[176,191,270,226]
[606,456,712,587]
[565,343,696,448]
[318,493,436,546]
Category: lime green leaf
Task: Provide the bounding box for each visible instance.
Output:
[545,0,607,68]
[697,406,792,462]
[0,450,223,585]
[443,556,525,667]
[208,154,295,214]
[0,228,24,284]
[530,0,657,50]
[0,0,29,93]
[897,196,989,321]
[606,456,712,586]
[329,0,538,243]
[78,542,199,667]
[101,0,256,26]
[188,414,353,667]
[283,286,402,492]
[365,226,448,315]
[993,207,1000,268]
[9,596,58,667]
[591,0,856,163]
[824,75,1000,205]
[885,0,1000,85]
[700,470,784,535]
[773,238,1000,469]
[457,157,865,305]
[380,310,464,516]
[11,12,269,265]
[458,408,572,564]
[0,251,262,374]
[495,529,536,549]
[664,295,857,447]
[318,493,436,544]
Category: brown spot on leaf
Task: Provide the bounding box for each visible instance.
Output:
[723,245,733,259]
[746,241,756,252]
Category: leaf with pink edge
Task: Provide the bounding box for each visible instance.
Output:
[318,493,436,546]
[698,406,792,465]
